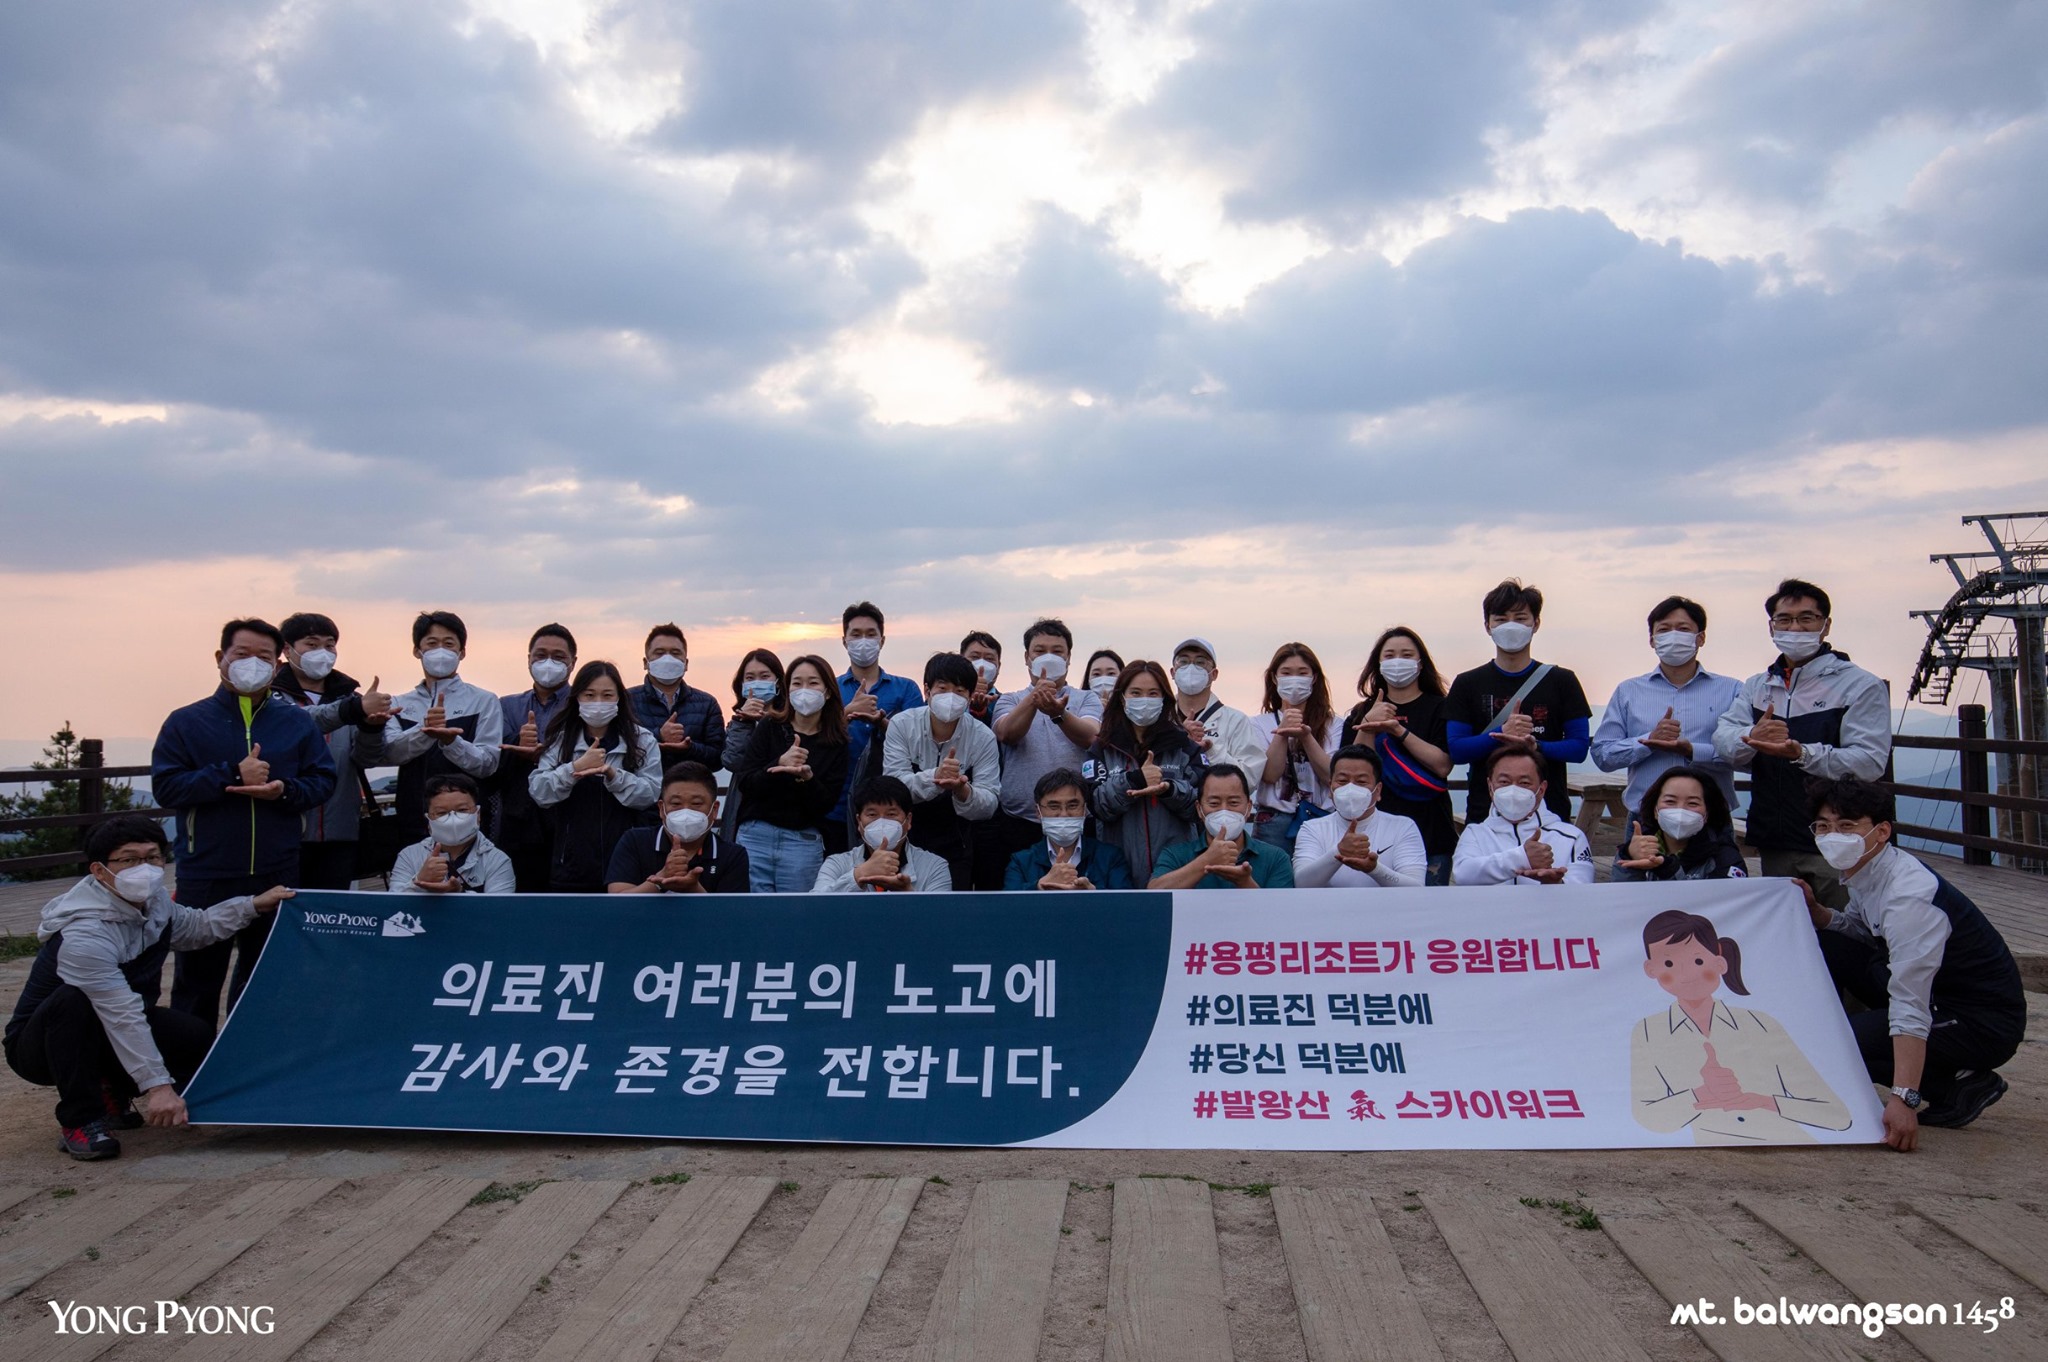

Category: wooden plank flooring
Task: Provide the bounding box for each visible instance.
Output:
[1105,1177,1234,1362]
[1739,1194,2041,1362]
[1915,1196,2048,1295]
[6,1169,2048,1362]
[1600,1197,1864,1362]
[19,1178,336,1362]
[535,1175,774,1362]
[0,1182,183,1301]
[719,1177,924,1362]
[910,1179,1069,1362]
[1272,1186,1444,1362]
[1425,1193,1652,1362]
[168,1175,488,1362]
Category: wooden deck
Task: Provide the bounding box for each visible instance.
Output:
[4,1167,2046,1360]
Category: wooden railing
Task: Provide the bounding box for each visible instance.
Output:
[0,739,156,876]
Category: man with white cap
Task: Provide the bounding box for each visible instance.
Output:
[1169,637,1268,777]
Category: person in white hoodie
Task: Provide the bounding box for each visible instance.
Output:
[3,816,293,1160]
[1452,747,1595,887]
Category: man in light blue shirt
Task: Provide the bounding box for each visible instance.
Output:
[1592,596,1741,814]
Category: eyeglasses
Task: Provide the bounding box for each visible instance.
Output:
[1808,820,1871,838]
[105,851,168,869]
[1770,612,1827,629]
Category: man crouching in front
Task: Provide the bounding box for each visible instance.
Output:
[3,815,293,1159]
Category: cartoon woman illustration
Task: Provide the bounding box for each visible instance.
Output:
[1630,909,1853,1143]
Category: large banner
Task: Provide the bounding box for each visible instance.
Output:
[185,881,1885,1148]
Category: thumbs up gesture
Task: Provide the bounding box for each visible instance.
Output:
[422,690,460,743]
[361,676,394,723]
[844,679,880,723]
[1521,831,1555,872]
[237,743,269,786]
[1692,1042,1774,1111]
[1493,700,1536,746]
[1643,706,1689,754]
[501,709,542,757]
[1742,700,1800,759]
[414,845,454,892]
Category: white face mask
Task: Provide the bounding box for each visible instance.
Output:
[1173,663,1211,696]
[1651,632,1699,666]
[971,658,999,683]
[1655,807,1706,841]
[530,658,570,689]
[1774,630,1824,663]
[1123,695,1164,726]
[861,817,903,850]
[1203,809,1247,841]
[1489,621,1535,654]
[420,647,461,680]
[846,637,882,668]
[1089,673,1119,699]
[1815,829,1872,870]
[580,700,619,727]
[788,687,827,716]
[1042,815,1085,846]
[428,810,479,845]
[1490,785,1539,822]
[226,656,277,694]
[664,808,710,843]
[648,655,687,683]
[108,862,165,904]
[1030,654,1068,682]
[1330,783,1375,821]
[296,648,336,681]
[1275,675,1314,704]
[928,692,969,724]
[1378,657,1421,688]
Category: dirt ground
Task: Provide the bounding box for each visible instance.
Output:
[2,949,2045,1361]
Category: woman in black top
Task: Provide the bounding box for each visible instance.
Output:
[1614,766,1748,881]
[1342,627,1456,885]
[731,654,849,893]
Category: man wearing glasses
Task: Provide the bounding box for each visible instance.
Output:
[3,817,293,1160]
[1714,578,1891,907]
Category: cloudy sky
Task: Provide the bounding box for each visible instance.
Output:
[3,0,2046,754]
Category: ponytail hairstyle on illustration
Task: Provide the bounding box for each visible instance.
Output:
[1641,910,1749,996]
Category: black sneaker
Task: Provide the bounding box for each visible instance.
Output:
[57,1120,121,1161]
[101,1082,144,1130]
[1920,1072,2008,1128]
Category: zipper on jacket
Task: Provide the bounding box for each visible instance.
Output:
[241,694,258,875]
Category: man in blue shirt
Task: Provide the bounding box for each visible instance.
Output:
[1443,580,1592,827]
[1591,596,1742,815]
[831,600,924,852]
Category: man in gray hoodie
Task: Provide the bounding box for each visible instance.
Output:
[3,815,293,1160]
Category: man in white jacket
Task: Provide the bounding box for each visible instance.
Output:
[3,816,293,1160]
[881,653,1000,892]
[812,777,956,894]
[1453,748,1595,887]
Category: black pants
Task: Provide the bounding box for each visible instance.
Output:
[971,811,1041,891]
[297,841,359,890]
[170,875,283,1027]
[6,984,214,1128]
[1818,929,2023,1104]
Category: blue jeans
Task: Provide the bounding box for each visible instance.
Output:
[738,821,826,894]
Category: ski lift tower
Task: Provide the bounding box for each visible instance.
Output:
[1909,512,2048,864]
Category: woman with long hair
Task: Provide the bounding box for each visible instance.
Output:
[731,654,850,892]
[528,660,661,892]
[1082,648,1127,705]
[1252,641,1343,854]
[720,648,787,841]
[1085,660,1201,883]
[1342,626,1457,885]
[1614,766,1747,881]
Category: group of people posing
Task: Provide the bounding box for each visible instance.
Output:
[2,575,2026,1159]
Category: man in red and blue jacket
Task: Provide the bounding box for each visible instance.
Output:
[150,619,335,1027]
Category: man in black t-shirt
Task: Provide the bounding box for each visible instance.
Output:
[1442,580,1592,826]
[605,763,751,894]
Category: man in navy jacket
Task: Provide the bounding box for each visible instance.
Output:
[151,619,335,1026]
[1003,768,1134,890]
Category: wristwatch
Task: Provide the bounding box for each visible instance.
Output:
[1889,1085,1922,1110]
